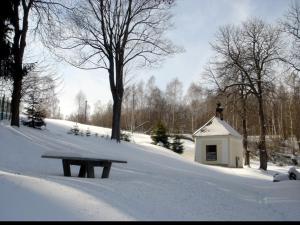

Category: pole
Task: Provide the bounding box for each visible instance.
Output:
[1,95,5,120]
[85,100,87,124]
[6,98,9,120]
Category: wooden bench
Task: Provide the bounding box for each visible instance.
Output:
[41,153,127,179]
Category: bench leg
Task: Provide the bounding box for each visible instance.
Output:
[62,160,71,177]
[87,164,95,178]
[78,164,87,177]
[102,162,112,178]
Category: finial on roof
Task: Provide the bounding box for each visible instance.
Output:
[216,103,224,120]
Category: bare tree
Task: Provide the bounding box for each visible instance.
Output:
[43,0,179,141]
[210,18,283,170]
[205,63,253,166]
[281,0,300,72]
[165,77,183,133]
[10,0,34,126]
[8,0,69,127]
[184,82,204,133]
[73,90,89,124]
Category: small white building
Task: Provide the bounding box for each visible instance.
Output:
[193,115,244,168]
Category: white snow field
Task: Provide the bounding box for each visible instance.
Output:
[0,118,300,221]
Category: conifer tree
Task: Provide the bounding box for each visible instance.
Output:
[171,135,184,154]
[151,121,170,149]
[23,93,46,128]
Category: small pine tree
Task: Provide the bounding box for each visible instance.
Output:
[120,131,131,142]
[23,94,47,128]
[86,128,91,136]
[69,124,79,135]
[151,121,170,149]
[171,135,184,154]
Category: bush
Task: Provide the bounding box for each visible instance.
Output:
[121,131,131,142]
[151,121,170,149]
[68,124,79,135]
[171,135,184,154]
[86,128,91,136]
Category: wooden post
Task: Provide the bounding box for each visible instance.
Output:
[236,156,239,168]
[78,163,87,177]
[84,100,87,124]
[87,163,95,178]
[102,162,112,178]
[62,160,71,177]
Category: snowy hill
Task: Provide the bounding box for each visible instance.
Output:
[0,118,300,221]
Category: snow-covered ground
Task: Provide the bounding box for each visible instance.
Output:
[0,118,300,221]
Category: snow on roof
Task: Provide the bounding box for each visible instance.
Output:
[193,116,242,138]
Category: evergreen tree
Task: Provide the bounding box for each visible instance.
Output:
[86,128,91,136]
[23,93,46,128]
[151,121,170,149]
[0,0,13,78]
[68,124,79,135]
[171,135,184,154]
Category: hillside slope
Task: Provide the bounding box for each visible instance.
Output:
[0,119,300,221]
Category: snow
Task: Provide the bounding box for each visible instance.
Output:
[193,116,242,138]
[1,118,300,221]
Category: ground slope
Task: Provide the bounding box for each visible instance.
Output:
[0,119,299,221]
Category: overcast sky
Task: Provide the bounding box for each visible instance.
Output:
[31,0,292,118]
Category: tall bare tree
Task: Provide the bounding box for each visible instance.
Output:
[74,90,89,123]
[205,63,252,166]
[184,82,204,133]
[10,0,34,126]
[8,0,68,127]
[281,0,300,72]
[44,0,178,141]
[165,78,183,133]
[210,18,283,170]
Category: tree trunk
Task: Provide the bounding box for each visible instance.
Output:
[111,98,122,142]
[109,55,124,142]
[10,0,32,127]
[1,95,5,120]
[258,96,268,170]
[242,107,250,166]
[10,75,23,127]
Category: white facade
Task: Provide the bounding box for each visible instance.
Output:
[193,116,244,168]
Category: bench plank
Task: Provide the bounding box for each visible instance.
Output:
[42,154,127,164]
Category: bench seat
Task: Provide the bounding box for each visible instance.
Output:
[42,153,127,179]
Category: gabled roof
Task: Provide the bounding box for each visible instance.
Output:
[193,116,242,139]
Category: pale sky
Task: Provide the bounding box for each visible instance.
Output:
[28,0,292,118]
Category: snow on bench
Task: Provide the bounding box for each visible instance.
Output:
[41,151,127,179]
